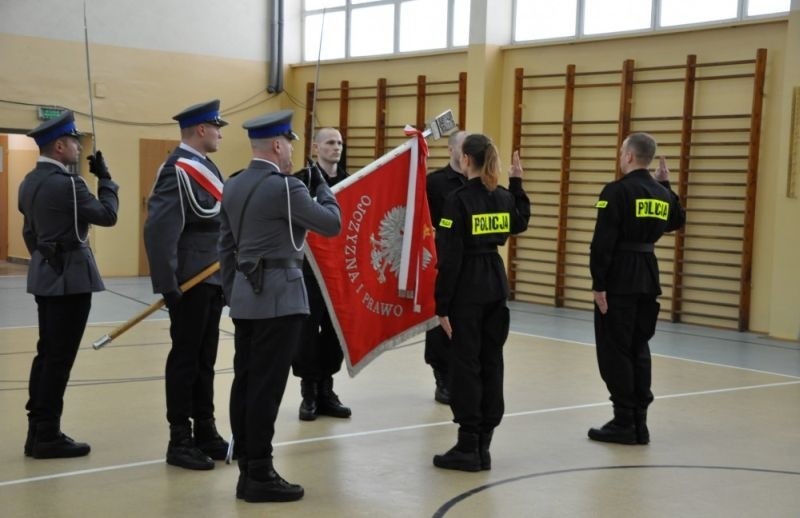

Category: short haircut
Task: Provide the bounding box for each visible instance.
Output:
[624,132,657,165]
[448,130,465,147]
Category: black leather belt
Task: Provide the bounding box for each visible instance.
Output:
[184,221,220,233]
[262,258,303,269]
[617,242,655,253]
[465,247,498,256]
[57,242,87,252]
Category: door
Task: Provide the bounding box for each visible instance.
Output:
[0,135,8,260]
[139,139,179,276]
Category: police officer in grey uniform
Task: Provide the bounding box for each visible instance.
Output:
[143,100,229,470]
[218,110,341,503]
[19,110,119,458]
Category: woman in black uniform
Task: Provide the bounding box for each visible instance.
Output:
[432,133,530,472]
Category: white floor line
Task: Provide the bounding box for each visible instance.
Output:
[512,330,800,380]
[2,378,798,488]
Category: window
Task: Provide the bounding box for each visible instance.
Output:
[303,0,471,61]
[400,0,448,52]
[747,0,792,16]
[513,0,790,43]
[515,0,577,41]
[660,0,737,27]
[584,0,651,35]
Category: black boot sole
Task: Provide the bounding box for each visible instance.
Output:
[316,408,351,418]
[31,446,91,459]
[433,455,481,472]
[587,428,637,445]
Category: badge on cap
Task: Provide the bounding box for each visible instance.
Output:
[27,110,83,147]
[242,110,299,141]
[173,99,229,129]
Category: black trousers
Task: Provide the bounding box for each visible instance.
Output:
[424,326,449,375]
[230,315,303,460]
[27,293,92,424]
[165,283,224,427]
[448,301,510,435]
[593,293,659,411]
[291,277,342,380]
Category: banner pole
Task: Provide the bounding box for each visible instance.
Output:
[92,262,220,350]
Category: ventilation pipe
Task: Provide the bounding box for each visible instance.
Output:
[267,0,284,93]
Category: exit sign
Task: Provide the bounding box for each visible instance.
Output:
[37,106,66,121]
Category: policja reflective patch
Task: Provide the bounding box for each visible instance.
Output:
[439,218,453,229]
[595,200,608,208]
[471,212,510,235]
[635,198,669,220]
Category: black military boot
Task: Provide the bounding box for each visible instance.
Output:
[299,379,318,421]
[478,430,493,470]
[194,418,230,460]
[166,424,214,470]
[244,458,304,503]
[31,420,90,459]
[236,455,248,499]
[634,408,650,445]
[588,407,637,445]
[24,418,35,457]
[433,369,451,405]
[317,377,351,418]
[433,430,481,472]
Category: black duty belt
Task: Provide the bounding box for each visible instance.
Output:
[57,242,87,252]
[464,247,498,256]
[617,242,655,253]
[262,258,304,269]
[184,221,220,233]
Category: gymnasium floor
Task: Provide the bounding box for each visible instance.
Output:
[1,266,799,517]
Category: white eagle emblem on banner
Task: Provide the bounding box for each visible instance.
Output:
[370,206,433,284]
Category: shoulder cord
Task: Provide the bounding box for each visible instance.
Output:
[70,176,89,244]
[285,176,305,252]
[174,165,221,220]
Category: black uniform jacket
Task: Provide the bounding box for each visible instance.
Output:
[294,162,349,292]
[435,177,531,316]
[590,168,685,295]
[18,160,119,296]
[426,164,467,228]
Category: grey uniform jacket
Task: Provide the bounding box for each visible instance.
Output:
[143,146,223,294]
[18,160,119,296]
[218,159,342,320]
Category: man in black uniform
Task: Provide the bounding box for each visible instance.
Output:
[143,100,229,470]
[291,127,352,421]
[218,110,341,502]
[19,111,119,458]
[424,129,467,404]
[588,132,685,445]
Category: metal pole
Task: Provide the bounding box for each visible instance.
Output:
[83,0,97,153]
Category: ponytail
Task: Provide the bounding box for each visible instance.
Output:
[462,134,500,191]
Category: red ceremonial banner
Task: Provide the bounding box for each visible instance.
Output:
[306,132,438,375]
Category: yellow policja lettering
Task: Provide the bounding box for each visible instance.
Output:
[472,213,510,235]
[635,198,669,220]
[439,218,453,229]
